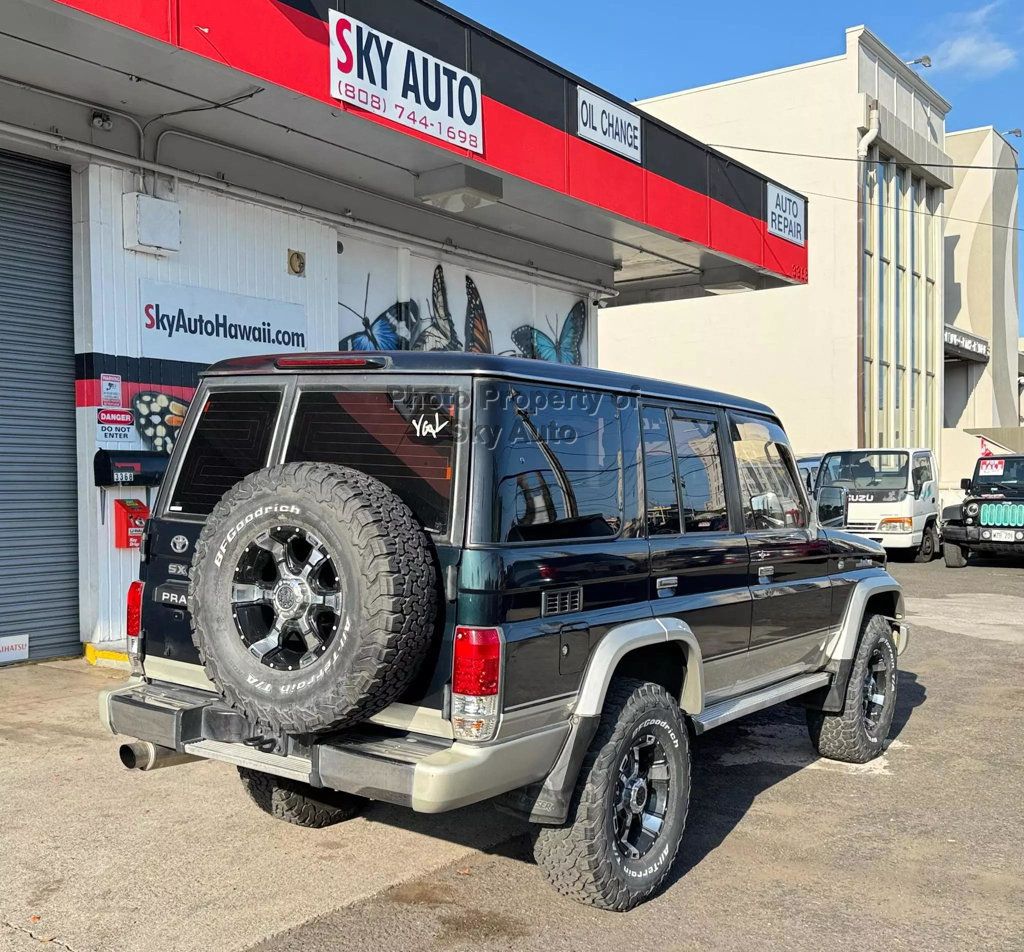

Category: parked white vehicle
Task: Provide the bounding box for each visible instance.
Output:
[814,448,940,562]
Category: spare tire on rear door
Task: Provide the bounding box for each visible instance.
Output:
[188,462,438,734]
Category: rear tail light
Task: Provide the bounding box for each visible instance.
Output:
[451,626,502,741]
[126,581,145,674]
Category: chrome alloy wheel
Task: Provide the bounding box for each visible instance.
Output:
[230,526,344,671]
[862,644,893,741]
[613,732,671,860]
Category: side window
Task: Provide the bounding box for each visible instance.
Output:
[641,407,680,535]
[485,385,623,543]
[671,414,729,532]
[912,453,934,491]
[730,413,807,531]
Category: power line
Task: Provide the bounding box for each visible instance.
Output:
[708,143,1022,173]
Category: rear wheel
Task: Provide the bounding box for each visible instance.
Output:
[238,767,366,828]
[943,540,969,568]
[806,614,898,763]
[914,522,938,563]
[533,678,690,911]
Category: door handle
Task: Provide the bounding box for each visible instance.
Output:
[656,576,678,597]
[757,565,774,585]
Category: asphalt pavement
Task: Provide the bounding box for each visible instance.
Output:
[2,556,1021,951]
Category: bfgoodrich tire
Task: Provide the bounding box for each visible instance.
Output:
[806,614,898,764]
[533,678,690,911]
[189,462,437,735]
[238,767,365,827]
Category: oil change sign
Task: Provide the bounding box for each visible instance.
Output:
[767,184,806,246]
[576,87,642,163]
[329,12,484,155]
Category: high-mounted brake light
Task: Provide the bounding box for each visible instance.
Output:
[274,355,385,370]
[451,626,502,741]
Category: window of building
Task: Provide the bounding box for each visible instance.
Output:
[730,414,807,531]
[169,390,282,516]
[479,384,623,543]
[641,406,680,535]
[671,414,729,532]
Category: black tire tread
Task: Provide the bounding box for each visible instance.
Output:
[533,678,689,912]
[189,462,437,734]
[806,614,897,764]
[237,767,365,827]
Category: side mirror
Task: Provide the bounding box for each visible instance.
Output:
[816,486,847,528]
[960,477,972,491]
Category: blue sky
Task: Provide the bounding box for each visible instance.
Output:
[448,0,1023,332]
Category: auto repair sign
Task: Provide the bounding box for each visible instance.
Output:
[329,12,483,155]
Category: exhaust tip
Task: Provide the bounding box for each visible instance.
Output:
[119,743,142,769]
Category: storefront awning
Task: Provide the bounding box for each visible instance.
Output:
[6,0,809,293]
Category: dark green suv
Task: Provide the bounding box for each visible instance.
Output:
[101,352,908,911]
[942,455,1024,567]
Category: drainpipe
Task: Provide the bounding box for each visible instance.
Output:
[856,99,880,448]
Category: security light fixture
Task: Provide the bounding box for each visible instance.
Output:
[415,164,503,214]
[905,55,932,68]
[1003,128,1022,138]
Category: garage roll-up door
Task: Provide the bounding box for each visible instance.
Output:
[0,150,79,661]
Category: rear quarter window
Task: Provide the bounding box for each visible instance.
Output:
[168,390,282,516]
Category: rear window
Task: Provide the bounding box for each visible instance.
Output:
[168,390,282,516]
[284,388,459,534]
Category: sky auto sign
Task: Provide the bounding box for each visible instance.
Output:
[140,279,306,362]
[329,12,483,155]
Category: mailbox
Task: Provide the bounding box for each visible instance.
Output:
[114,498,150,549]
[93,450,168,488]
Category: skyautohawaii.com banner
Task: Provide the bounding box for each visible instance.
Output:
[139,279,307,362]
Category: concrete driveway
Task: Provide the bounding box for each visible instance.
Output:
[2,558,1022,951]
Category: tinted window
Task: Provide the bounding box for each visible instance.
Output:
[169,390,281,516]
[730,414,807,530]
[672,414,729,532]
[482,384,623,543]
[285,389,459,534]
[641,407,680,535]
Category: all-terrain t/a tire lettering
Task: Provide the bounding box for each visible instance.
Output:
[533,678,690,911]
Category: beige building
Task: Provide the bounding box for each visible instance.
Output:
[600,26,956,459]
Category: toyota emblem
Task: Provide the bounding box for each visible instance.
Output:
[170,534,189,555]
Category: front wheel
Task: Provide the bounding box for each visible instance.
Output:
[533,678,690,911]
[913,522,939,563]
[806,614,898,764]
[943,540,969,568]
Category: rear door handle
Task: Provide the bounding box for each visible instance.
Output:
[656,576,678,597]
[757,565,775,584]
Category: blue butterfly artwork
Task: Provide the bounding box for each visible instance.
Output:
[338,275,418,351]
[512,300,586,365]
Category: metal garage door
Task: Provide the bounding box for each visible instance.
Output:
[0,150,79,661]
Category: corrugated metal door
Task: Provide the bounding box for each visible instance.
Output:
[0,150,79,660]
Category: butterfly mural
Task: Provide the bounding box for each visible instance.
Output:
[512,300,586,365]
[463,274,492,354]
[338,274,419,351]
[412,265,462,352]
[133,391,190,454]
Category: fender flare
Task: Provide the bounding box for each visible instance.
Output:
[572,617,705,718]
[826,574,905,663]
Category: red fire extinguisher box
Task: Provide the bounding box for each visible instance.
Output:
[113,498,150,549]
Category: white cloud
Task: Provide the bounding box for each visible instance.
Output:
[933,2,1019,78]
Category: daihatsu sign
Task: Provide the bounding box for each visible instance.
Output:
[328,11,484,154]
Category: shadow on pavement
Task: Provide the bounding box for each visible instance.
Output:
[349,669,927,894]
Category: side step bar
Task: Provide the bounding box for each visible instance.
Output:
[692,672,831,734]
